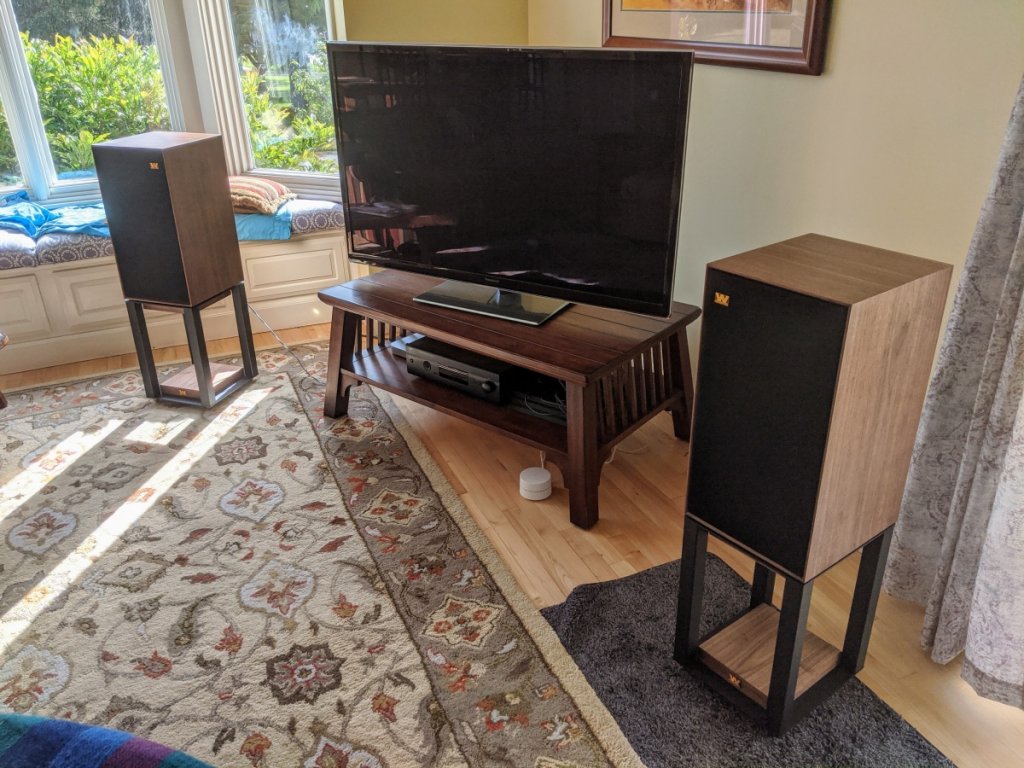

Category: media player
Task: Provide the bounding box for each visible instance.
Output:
[405,337,516,404]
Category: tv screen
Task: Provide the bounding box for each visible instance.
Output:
[328,43,692,318]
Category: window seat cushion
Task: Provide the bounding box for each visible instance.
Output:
[0,199,344,270]
[286,199,345,234]
[0,231,38,269]
[36,233,116,265]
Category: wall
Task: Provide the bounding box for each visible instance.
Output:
[343,0,528,45]
[528,0,1024,325]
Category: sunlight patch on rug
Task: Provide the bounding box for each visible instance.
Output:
[0,418,125,524]
[0,386,272,652]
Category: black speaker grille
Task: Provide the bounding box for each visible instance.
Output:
[687,269,847,577]
[93,145,189,305]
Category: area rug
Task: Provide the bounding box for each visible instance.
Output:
[542,558,956,768]
[0,346,642,768]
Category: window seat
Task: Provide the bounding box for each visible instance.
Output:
[0,199,350,375]
[0,199,345,270]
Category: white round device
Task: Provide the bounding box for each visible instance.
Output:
[519,467,552,501]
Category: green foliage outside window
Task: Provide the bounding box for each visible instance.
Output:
[0,108,18,186]
[241,50,338,174]
[26,33,169,173]
[0,26,337,188]
[0,33,168,181]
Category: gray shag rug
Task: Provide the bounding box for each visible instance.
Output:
[541,557,956,768]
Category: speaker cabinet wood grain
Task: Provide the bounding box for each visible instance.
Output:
[686,233,952,581]
[92,132,242,307]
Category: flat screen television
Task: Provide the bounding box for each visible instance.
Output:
[328,42,693,323]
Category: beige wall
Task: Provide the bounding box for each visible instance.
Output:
[342,0,527,45]
[528,0,1024,323]
[528,0,603,47]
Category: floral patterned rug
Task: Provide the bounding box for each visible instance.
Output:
[0,346,641,768]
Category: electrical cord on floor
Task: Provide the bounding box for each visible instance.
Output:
[247,302,325,384]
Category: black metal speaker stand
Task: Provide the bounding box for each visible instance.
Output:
[673,517,893,735]
[126,282,258,408]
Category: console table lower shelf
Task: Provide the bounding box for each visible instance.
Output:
[318,271,701,527]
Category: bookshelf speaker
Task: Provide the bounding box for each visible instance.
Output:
[685,234,951,581]
[92,132,242,307]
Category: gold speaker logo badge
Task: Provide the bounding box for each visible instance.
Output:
[149,162,160,170]
[714,291,730,307]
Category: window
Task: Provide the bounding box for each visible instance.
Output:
[0,0,342,200]
[10,0,171,181]
[0,100,21,188]
[227,0,338,175]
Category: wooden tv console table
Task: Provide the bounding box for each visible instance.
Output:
[319,271,701,527]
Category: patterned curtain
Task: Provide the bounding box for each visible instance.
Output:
[884,75,1024,709]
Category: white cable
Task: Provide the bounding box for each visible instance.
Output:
[246,303,325,383]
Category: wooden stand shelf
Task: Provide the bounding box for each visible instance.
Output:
[318,270,700,527]
[698,603,840,708]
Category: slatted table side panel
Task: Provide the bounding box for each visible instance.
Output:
[595,340,684,445]
[355,317,413,359]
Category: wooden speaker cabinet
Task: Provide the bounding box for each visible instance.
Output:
[676,234,951,733]
[92,131,242,307]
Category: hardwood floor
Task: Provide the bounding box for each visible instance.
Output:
[2,323,1022,768]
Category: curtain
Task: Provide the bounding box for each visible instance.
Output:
[884,75,1024,709]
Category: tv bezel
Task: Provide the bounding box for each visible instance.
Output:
[327,41,693,318]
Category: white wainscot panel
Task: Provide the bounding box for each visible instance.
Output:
[0,273,51,339]
[244,242,343,300]
[52,263,127,332]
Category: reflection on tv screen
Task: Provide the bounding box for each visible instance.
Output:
[330,44,692,316]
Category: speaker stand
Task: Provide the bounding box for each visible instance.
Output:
[126,282,258,408]
[673,517,893,735]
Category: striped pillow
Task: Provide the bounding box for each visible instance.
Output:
[228,176,296,214]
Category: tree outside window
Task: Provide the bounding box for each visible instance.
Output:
[228,0,338,174]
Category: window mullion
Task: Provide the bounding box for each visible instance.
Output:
[0,0,56,198]
[186,0,253,175]
[148,0,186,131]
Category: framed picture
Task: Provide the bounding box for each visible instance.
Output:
[603,0,832,76]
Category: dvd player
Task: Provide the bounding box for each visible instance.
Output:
[405,337,515,404]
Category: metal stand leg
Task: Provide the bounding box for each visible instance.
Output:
[674,518,709,661]
[841,527,893,673]
[767,576,814,735]
[750,562,777,609]
[231,283,258,379]
[126,300,160,399]
[183,306,214,408]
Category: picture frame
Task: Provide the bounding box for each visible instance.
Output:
[602,0,832,76]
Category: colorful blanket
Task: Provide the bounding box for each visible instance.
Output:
[0,714,213,768]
